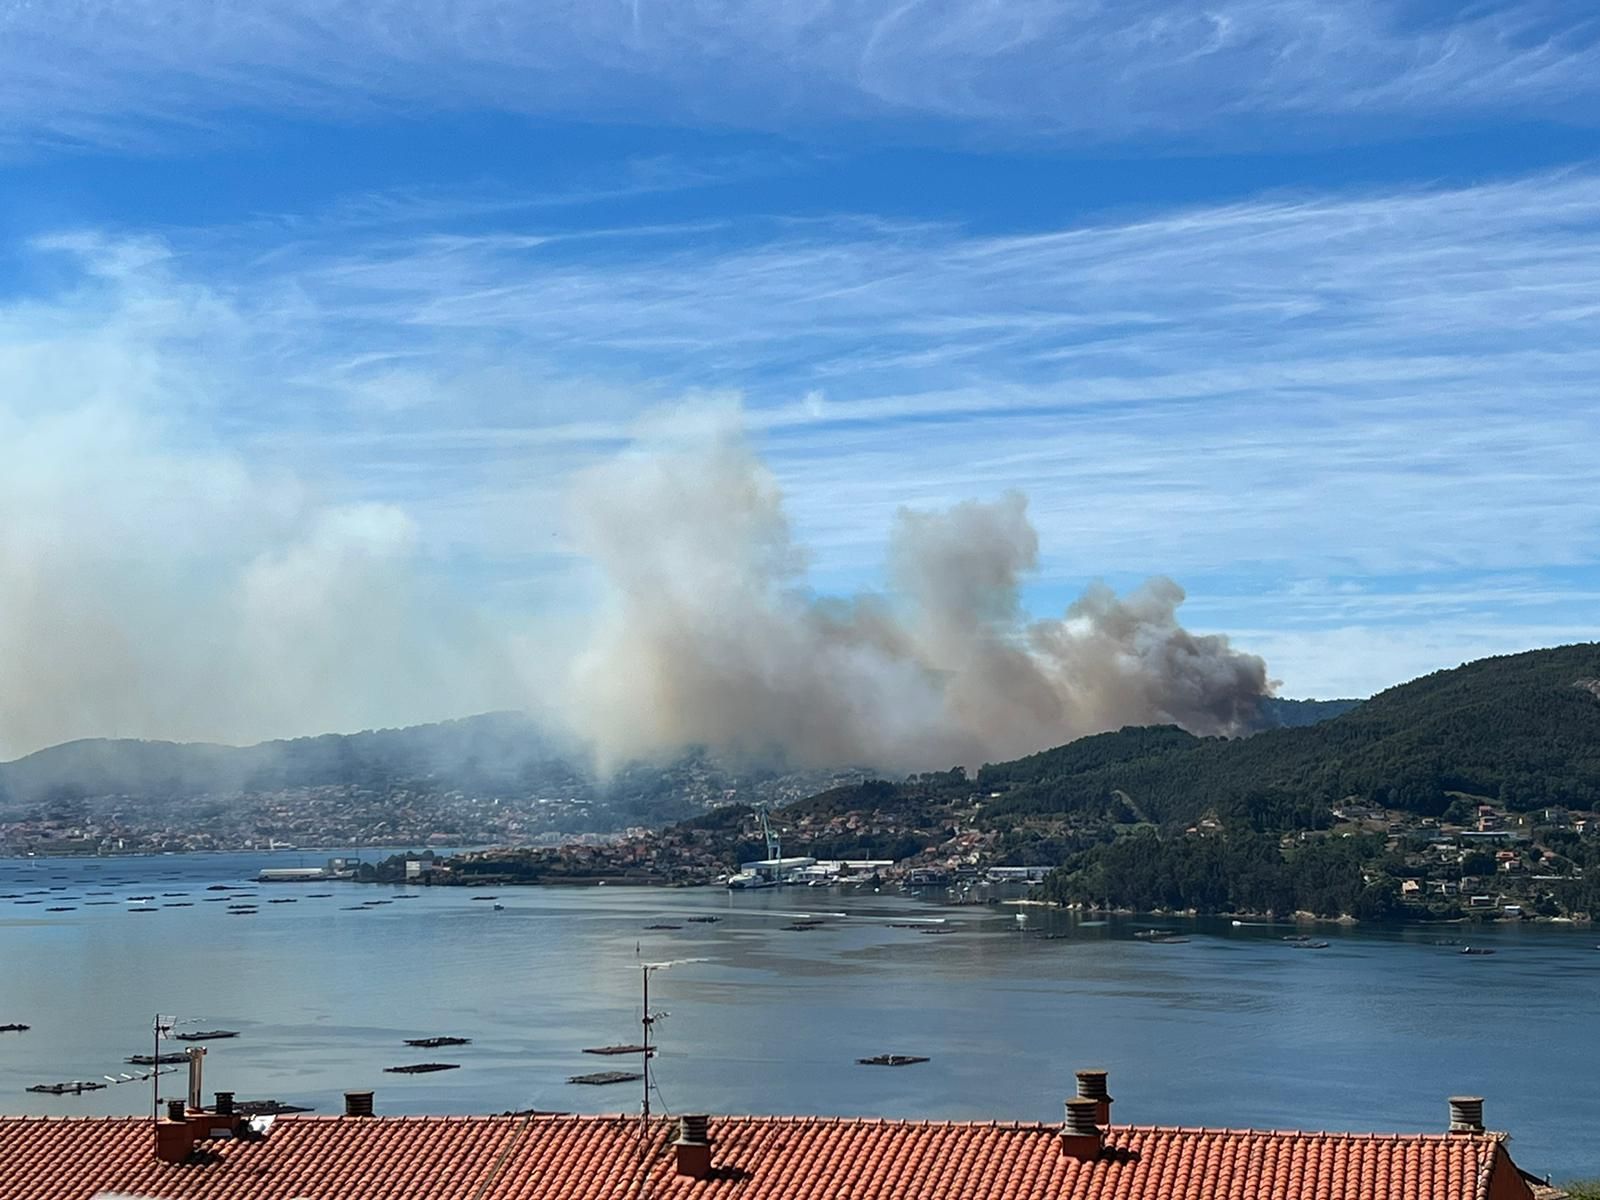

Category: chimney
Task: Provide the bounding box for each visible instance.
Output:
[1075,1069,1113,1126]
[344,1090,375,1118]
[186,1047,206,1113]
[1449,1096,1485,1134]
[214,1092,235,1116]
[156,1102,198,1164]
[1060,1097,1104,1162]
[672,1114,713,1179]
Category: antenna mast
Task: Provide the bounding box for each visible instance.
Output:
[636,966,649,1158]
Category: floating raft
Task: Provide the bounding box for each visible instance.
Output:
[385,1062,460,1074]
[857,1055,929,1067]
[0,1024,29,1033]
[568,1070,642,1086]
[405,1036,472,1048]
[582,1044,651,1056]
[28,1081,106,1094]
[684,916,721,924]
[127,1053,187,1065]
[643,923,682,931]
[174,1030,239,1041]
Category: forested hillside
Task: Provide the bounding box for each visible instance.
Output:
[980,644,1600,829]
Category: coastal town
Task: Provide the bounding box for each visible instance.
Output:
[258,788,1599,923]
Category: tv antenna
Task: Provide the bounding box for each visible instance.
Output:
[636,959,705,1166]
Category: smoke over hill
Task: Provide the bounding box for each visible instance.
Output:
[568,415,1273,771]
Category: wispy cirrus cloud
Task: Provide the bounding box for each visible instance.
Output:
[2,1,1598,153]
[169,169,1600,589]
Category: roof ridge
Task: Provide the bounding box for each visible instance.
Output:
[1113,1125,1503,1143]
[0,1112,1510,1139]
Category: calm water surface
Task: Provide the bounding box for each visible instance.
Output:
[2,852,1597,1180]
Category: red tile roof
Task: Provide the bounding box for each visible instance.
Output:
[0,1113,1531,1200]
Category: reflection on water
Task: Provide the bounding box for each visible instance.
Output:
[1,852,1597,1179]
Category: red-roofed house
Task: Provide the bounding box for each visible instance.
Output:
[0,1073,1548,1200]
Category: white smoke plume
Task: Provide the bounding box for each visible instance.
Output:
[0,235,1270,771]
[567,413,1274,771]
[0,240,529,761]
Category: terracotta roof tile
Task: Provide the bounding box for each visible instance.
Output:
[0,1113,1529,1200]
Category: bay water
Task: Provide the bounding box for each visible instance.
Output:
[2,851,1596,1180]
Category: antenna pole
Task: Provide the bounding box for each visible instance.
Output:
[151,1014,160,1124]
[640,965,651,1161]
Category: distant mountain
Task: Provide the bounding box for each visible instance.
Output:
[0,712,573,810]
[0,713,871,836]
[0,662,1472,843]
[979,643,1600,828]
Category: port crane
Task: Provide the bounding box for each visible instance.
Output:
[754,802,781,862]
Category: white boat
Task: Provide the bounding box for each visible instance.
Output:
[726,870,778,890]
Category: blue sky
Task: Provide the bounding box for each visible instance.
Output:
[1,1,1598,754]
